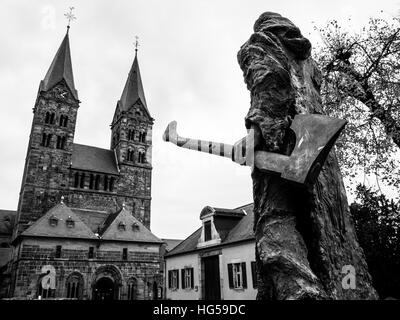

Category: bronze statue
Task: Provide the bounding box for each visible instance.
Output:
[164,12,377,299]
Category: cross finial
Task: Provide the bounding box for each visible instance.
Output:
[122,202,126,209]
[64,7,76,33]
[135,36,140,55]
[60,195,64,204]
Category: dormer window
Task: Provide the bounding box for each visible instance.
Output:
[49,216,58,227]
[66,216,75,228]
[118,221,126,231]
[132,222,139,231]
[204,221,212,241]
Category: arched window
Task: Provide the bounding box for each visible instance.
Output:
[61,136,66,149]
[66,273,84,299]
[59,115,68,127]
[46,134,52,147]
[128,129,134,141]
[40,133,51,147]
[139,132,146,143]
[56,136,66,149]
[89,174,94,190]
[109,177,115,192]
[103,176,109,191]
[45,112,50,124]
[50,112,55,124]
[74,172,80,188]
[147,282,152,299]
[138,151,146,164]
[127,278,137,300]
[127,149,134,162]
[41,133,47,146]
[95,175,100,190]
[80,173,85,189]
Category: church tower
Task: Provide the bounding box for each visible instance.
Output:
[110,47,154,228]
[13,30,80,237]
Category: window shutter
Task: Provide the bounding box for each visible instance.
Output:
[176,270,179,289]
[181,269,185,289]
[168,271,172,289]
[228,263,234,288]
[241,262,247,288]
[190,268,194,289]
[251,261,257,288]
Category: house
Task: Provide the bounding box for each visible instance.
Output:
[164,204,257,300]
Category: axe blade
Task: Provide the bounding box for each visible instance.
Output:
[282,114,347,185]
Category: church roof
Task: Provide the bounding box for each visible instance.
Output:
[21,202,98,240]
[17,201,162,245]
[166,203,254,257]
[118,54,150,117]
[71,208,110,233]
[100,206,163,243]
[71,143,119,175]
[39,32,78,100]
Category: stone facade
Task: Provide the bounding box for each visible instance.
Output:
[11,238,163,300]
[3,31,163,300]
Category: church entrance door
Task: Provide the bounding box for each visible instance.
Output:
[93,277,115,300]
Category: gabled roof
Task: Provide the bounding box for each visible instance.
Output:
[71,208,109,233]
[39,32,78,100]
[21,203,98,240]
[200,206,246,219]
[162,238,183,252]
[166,203,254,257]
[71,143,119,175]
[100,206,162,243]
[117,53,150,117]
[165,228,202,257]
[0,210,16,235]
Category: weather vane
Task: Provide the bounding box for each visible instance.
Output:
[64,7,76,32]
[135,36,140,54]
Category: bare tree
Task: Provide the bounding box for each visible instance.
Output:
[314,16,400,189]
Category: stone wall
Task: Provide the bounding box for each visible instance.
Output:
[15,83,79,236]
[11,238,164,300]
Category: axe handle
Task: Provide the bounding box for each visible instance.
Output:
[166,134,235,161]
[163,121,250,165]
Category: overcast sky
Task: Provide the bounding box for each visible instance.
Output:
[0,0,399,239]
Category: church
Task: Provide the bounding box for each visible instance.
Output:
[0,26,165,300]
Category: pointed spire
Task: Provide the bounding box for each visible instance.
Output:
[40,31,79,100]
[118,46,150,116]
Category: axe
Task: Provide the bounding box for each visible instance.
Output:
[163,114,347,186]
